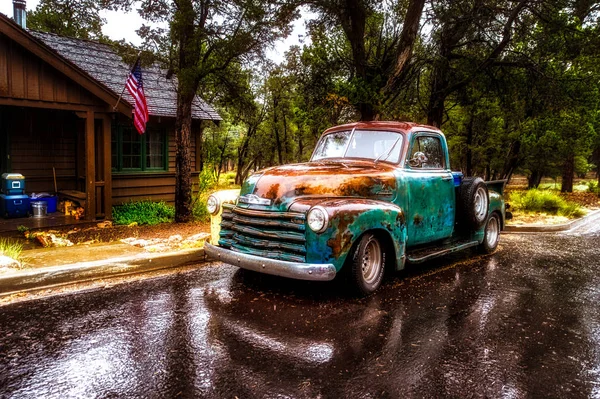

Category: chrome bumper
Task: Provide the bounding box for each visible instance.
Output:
[204,243,337,281]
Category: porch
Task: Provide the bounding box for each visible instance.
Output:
[0,213,95,234]
[0,106,112,222]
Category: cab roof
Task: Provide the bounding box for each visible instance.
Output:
[323,121,441,135]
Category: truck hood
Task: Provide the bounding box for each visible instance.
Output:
[239,160,397,211]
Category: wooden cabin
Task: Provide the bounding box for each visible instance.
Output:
[0,13,221,221]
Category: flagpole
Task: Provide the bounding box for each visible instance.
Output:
[113,51,142,111]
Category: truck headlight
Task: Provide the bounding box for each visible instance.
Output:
[307,206,328,233]
[207,195,220,215]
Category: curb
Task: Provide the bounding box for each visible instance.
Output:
[503,209,600,233]
[0,248,205,296]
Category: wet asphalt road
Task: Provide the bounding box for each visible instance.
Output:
[1,220,600,398]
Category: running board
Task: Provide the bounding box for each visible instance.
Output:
[406,240,480,264]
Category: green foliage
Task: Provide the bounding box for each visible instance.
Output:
[17,225,29,234]
[509,189,584,218]
[28,0,109,40]
[558,203,586,218]
[112,201,175,225]
[586,180,599,194]
[0,238,23,261]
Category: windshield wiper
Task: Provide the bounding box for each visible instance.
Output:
[342,127,357,158]
[374,136,402,164]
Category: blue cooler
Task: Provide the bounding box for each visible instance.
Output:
[0,194,30,218]
[1,173,25,195]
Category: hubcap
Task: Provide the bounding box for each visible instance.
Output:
[486,216,499,247]
[362,238,382,284]
[474,187,488,221]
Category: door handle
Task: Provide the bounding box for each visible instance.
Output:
[442,175,453,181]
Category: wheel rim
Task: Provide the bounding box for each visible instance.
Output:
[362,237,382,284]
[474,187,488,221]
[486,216,499,247]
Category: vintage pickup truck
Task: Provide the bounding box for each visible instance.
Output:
[205,121,506,295]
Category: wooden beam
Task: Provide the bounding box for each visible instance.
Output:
[0,97,113,113]
[102,114,113,219]
[85,109,96,221]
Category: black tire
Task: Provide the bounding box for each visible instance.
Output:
[478,213,500,254]
[349,233,386,296]
[459,177,489,230]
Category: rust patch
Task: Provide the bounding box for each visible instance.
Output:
[414,214,423,225]
[265,184,280,200]
[327,210,360,258]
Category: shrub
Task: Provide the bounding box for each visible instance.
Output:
[586,180,599,194]
[0,238,23,260]
[112,200,175,225]
[558,202,585,218]
[509,189,584,218]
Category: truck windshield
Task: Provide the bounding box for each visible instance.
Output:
[311,130,404,163]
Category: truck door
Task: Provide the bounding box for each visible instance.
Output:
[405,133,455,246]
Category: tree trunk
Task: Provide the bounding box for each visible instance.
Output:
[465,111,474,176]
[501,140,521,180]
[528,170,543,189]
[561,154,575,193]
[174,92,194,222]
[273,97,283,164]
[173,0,199,223]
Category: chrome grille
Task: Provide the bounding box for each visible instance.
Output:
[219,204,306,263]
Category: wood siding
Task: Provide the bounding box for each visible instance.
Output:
[0,34,104,107]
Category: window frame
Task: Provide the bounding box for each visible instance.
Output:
[111,123,168,173]
[406,132,447,170]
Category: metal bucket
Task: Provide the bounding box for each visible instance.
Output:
[31,201,47,218]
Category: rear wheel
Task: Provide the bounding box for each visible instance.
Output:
[349,233,385,295]
[478,213,500,254]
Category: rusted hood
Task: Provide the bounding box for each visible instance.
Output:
[239,160,397,211]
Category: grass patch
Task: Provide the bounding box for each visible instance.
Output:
[0,238,23,260]
[113,201,175,225]
[509,189,585,218]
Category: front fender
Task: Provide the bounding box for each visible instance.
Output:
[301,199,407,272]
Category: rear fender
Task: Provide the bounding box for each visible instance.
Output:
[302,199,407,272]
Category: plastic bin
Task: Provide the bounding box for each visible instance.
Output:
[30,195,57,213]
[0,194,30,218]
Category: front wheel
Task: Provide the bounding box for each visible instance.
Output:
[478,213,500,254]
[349,233,386,295]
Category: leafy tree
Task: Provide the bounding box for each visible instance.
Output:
[109,0,298,222]
[28,0,109,40]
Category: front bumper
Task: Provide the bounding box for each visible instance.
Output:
[204,243,337,281]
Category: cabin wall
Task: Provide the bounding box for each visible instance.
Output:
[111,123,199,205]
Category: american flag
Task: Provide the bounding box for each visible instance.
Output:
[126,59,149,134]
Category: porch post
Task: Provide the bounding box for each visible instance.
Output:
[102,114,112,219]
[85,109,96,220]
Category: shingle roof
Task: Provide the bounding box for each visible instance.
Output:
[30,31,221,121]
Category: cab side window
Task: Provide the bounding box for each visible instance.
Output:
[409,136,444,169]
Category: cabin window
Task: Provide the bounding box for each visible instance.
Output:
[112,124,167,172]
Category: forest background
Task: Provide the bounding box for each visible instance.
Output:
[20,0,600,222]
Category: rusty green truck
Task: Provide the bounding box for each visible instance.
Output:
[204,121,507,295]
